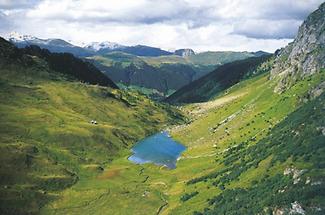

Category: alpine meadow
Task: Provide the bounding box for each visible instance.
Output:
[0,1,324,215]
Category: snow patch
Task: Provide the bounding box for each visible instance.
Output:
[84,41,125,51]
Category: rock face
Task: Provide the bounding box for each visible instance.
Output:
[174,49,195,57]
[283,166,306,184]
[271,3,325,92]
[290,202,305,215]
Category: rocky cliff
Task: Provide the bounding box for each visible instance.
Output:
[174,49,195,57]
[271,2,324,92]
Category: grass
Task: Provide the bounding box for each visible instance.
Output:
[0,61,183,214]
[38,70,324,215]
[186,51,255,66]
[166,71,324,214]
[1,48,324,214]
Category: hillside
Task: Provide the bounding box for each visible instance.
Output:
[8,33,270,98]
[165,55,272,103]
[99,45,173,57]
[169,71,324,214]
[1,38,118,89]
[0,2,324,215]
[88,51,265,97]
[163,4,325,214]
[186,51,258,66]
[87,52,213,96]
[0,38,183,214]
[29,4,323,214]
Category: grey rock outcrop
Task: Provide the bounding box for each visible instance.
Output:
[174,49,195,57]
[271,3,325,92]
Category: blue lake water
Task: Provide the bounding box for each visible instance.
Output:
[128,131,186,169]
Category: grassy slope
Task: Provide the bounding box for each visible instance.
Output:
[1,40,324,214]
[201,91,325,215]
[167,71,325,214]
[186,51,255,66]
[88,52,145,67]
[141,55,190,66]
[34,69,324,214]
[0,60,183,214]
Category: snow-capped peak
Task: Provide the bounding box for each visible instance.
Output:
[7,32,76,47]
[7,31,37,42]
[84,41,125,51]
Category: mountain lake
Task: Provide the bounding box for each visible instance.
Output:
[128,131,186,169]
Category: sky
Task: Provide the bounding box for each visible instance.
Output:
[0,0,323,52]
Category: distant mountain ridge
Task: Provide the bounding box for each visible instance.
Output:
[8,32,94,57]
[83,41,125,51]
[7,32,175,57]
[107,45,173,57]
[7,32,270,58]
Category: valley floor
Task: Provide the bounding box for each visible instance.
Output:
[39,71,325,214]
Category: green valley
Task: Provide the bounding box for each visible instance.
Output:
[0,38,183,214]
[1,2,324,215]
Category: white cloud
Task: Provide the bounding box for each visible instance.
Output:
[0,0,323,52]
[232,19,302,39]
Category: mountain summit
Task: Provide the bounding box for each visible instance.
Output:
[7,31,37,42]
[83,41,125,51]
[174,49,195,57]
[8,32,75,47]
[7,32,93,57]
